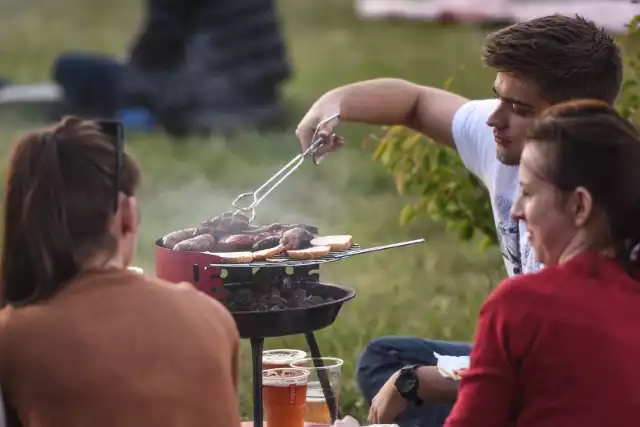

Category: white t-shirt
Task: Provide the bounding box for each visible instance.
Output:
[451,99,544,277]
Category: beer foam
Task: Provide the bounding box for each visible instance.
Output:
[291,357,344,371]
[262,349,307,365]
[263,368,310,386]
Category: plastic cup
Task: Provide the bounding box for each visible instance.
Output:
[262,349,307,370]
[262,367,310,427]
[290,357,344,424]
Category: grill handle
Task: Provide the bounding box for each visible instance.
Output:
[339,238,425,257]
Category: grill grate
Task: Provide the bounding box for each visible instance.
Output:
[206,244,362,268]
[205,239,425,268]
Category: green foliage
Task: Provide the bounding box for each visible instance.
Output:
[368,74,498,249]
[618,15,640,122]
[369,124,498,249]
[371,15,640,249]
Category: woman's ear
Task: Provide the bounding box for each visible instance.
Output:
[116,193,138,236]
[572,186,593,228]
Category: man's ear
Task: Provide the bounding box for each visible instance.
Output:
[571,186,593,228]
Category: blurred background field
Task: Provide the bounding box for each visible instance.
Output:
[0,0,569,421]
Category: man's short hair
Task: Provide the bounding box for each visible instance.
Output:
[482,14,622,105]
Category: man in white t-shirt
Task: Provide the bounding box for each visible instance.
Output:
[295,14,623,427]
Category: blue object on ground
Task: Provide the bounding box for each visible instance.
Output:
[116,107,158,133]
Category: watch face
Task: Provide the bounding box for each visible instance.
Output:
[398,376,416,394]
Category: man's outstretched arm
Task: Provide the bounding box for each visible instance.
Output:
[296,78,469,154]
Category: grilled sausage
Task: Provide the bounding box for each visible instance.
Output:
[162,228,199,248]
[280,227,314,250]
[286,224,319,235]
[252,235,282,251]
[173,234,215,252]
[242,223,318,235]
[201,212,250,233]
[220,234,259,250]
[244,223,286,234]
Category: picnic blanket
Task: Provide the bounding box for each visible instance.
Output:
[356,0,639,34]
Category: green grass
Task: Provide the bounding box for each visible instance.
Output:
[1,0,509,421]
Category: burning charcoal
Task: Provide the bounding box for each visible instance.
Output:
[281,276,293,290]
[268,294,287,309]
[237,289,253,299]
[223,278,334,312]
[308,295,326,306]
[280,227,314,250]
[292,288,306,301]
[289,289,309,308]
[173,234,215,252]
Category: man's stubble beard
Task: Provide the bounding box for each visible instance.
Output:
[496,150,520,166]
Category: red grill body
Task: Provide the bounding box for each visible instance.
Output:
[154,238,226,300]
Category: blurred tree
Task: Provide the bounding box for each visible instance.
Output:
[368,15,640,250]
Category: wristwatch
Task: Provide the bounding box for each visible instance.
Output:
[395,365,424,406]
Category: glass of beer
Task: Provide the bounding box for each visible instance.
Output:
[262,349,307,370]
[290,357,344,425]
[262,367,310,427]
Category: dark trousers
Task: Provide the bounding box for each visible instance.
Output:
[356,336,471,427]
[53,52,125,120]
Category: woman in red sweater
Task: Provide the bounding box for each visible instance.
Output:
[444,100,640,427]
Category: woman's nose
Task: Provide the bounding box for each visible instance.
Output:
[511,197,524,220]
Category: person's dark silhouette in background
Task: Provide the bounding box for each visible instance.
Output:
[54,0,292,137]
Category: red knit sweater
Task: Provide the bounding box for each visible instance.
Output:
[445,251,640,427]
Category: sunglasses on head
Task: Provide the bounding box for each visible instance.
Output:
[95,120,124,212]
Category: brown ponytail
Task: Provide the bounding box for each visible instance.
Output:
[0,117,141,307]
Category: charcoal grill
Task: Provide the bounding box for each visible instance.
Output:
[227,279,355,427]
[154,235,424,427]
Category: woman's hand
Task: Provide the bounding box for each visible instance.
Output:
[367,370,408,425]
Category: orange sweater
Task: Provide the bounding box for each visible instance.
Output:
[0,269,241,427]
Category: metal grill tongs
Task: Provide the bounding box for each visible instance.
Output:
[227,113,341,222]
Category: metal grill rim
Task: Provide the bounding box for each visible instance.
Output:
[205,243,363,268]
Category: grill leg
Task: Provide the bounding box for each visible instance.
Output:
[305,332,340,424]
[251,337,264,427]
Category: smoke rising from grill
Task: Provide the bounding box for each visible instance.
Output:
[146,170,351,238]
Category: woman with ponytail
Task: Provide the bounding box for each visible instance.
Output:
[0,117,241,427]
[444,100,640,427]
